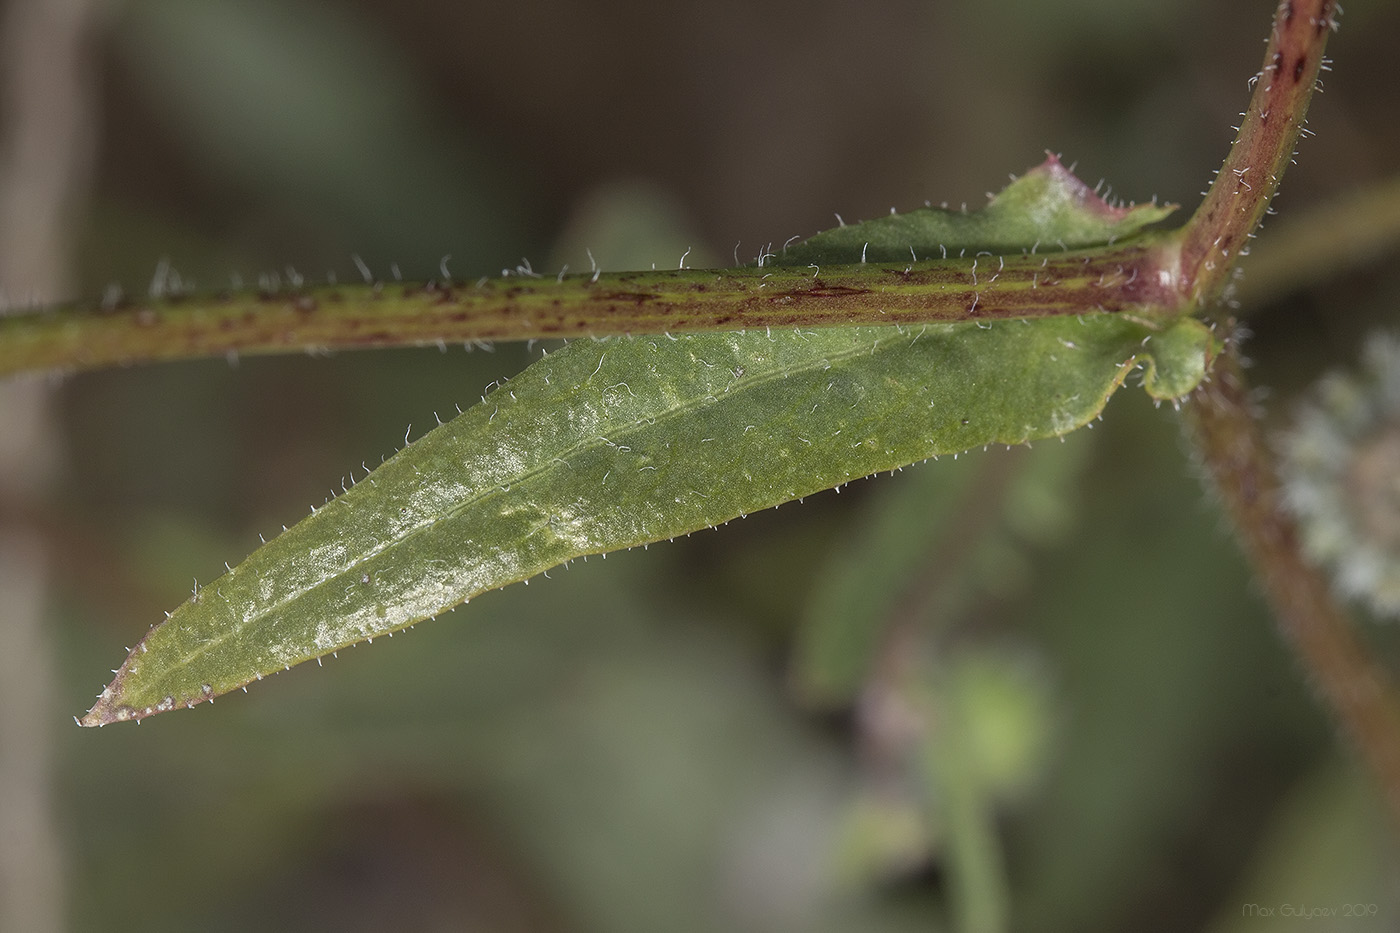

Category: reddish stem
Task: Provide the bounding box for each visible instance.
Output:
[0,243,1179,379]
[1185,345,1400,825]
[1180,0,1339,305]
[1180,0,1400,826]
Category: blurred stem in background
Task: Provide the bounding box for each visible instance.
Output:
[1235,172,1400,311]
[1185,344,1400,824]
[0,0,102,930]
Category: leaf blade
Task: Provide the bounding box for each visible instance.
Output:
[82,314,1216,724]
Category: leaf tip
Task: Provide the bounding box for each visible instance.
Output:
[78,684,132,727]
[79,683,205,727]
[78,666,163,726]
[77,641,206,727]
[1025,151,1177,225]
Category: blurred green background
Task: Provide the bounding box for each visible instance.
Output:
[2,0,1399,930]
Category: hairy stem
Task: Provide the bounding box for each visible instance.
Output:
[0,240,1182,378]
[1180,0,1339,305]
[1179,0,1400,824]
[1184,346,1400,825]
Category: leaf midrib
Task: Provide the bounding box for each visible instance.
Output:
[150,327,912,682]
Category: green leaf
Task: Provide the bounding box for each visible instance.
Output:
[82,314,1217,724]
[774,154,1175,267]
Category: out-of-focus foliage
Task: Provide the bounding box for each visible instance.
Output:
[25,0,1400,930]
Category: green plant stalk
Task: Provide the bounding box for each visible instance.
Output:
[1179,0,1400,824]
[923,680,1010,933]
[0,242,1183,378]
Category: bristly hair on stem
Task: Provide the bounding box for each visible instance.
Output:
[1181,0,1400,826]
[0,238,1181,379]
[1180,0,1340,307]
